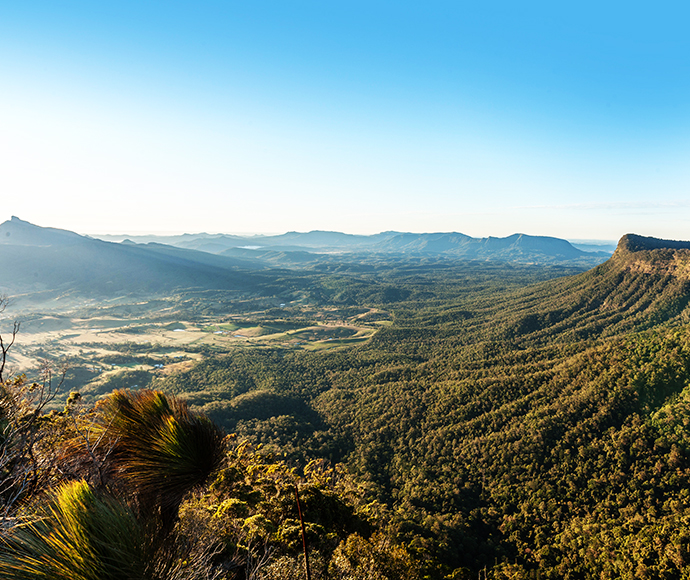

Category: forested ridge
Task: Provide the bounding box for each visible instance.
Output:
[3,234,690,578]
[153,235,690,577]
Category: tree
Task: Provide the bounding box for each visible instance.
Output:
[95,389,226,529]
[0,297,61,520]
[0,479,222,580]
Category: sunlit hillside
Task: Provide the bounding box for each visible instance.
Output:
[2,228,690,578]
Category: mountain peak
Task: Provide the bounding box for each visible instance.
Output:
[0,217,86,246]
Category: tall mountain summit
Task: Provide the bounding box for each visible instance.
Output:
[0,216,86,247]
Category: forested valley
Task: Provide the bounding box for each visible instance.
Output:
[3,232,690,579]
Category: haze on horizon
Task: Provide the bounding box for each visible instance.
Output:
[1,2,689,241]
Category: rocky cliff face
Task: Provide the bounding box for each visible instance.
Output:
[611,234,690,278]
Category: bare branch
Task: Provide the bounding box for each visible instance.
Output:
[0,306,19,384]
[0,362,65,522]
[67,397,120,487]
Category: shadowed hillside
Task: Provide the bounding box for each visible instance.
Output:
[0,217,278,299]
[4,227,690,577]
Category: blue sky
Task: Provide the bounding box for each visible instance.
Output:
[1,1,689,240]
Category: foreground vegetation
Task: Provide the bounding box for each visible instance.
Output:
[0,383,427,579]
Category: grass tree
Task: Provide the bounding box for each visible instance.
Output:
[0,480,221,580]
[96,389,226,527]
[0,390,227,579]
[0,480,151,580]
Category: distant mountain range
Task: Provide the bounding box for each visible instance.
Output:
[97,227,612,266]
[0,217,630,302]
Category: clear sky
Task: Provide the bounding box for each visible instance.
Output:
[1,1,689,240]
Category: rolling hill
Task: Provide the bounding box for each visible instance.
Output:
[2,225,690,577]
[96,228,611,266]
[486,233,690,342]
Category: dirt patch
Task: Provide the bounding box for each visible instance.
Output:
[160,360,196,375]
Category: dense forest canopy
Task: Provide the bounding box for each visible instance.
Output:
[3,232,690,578]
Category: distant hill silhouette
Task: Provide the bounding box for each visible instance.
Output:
[374,231,594,262]
[0,216,86,247]
[97,229,610,266]
[0,218,623,303]
[0,218,272,299]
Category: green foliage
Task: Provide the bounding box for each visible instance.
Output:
[98,389,225,522]
[327,532,422,579]
[9,240,690,578]
[83,369,154,398]
[0,389,230,579]
[176,440,422,579]
[147,244,690,577]
[0,373,61,515]
[0,480,219,580]
[0,480,150,580]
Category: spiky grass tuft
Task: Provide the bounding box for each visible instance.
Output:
[0,480,223,580]
[0,480,152,580]
[100,390,225,522]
